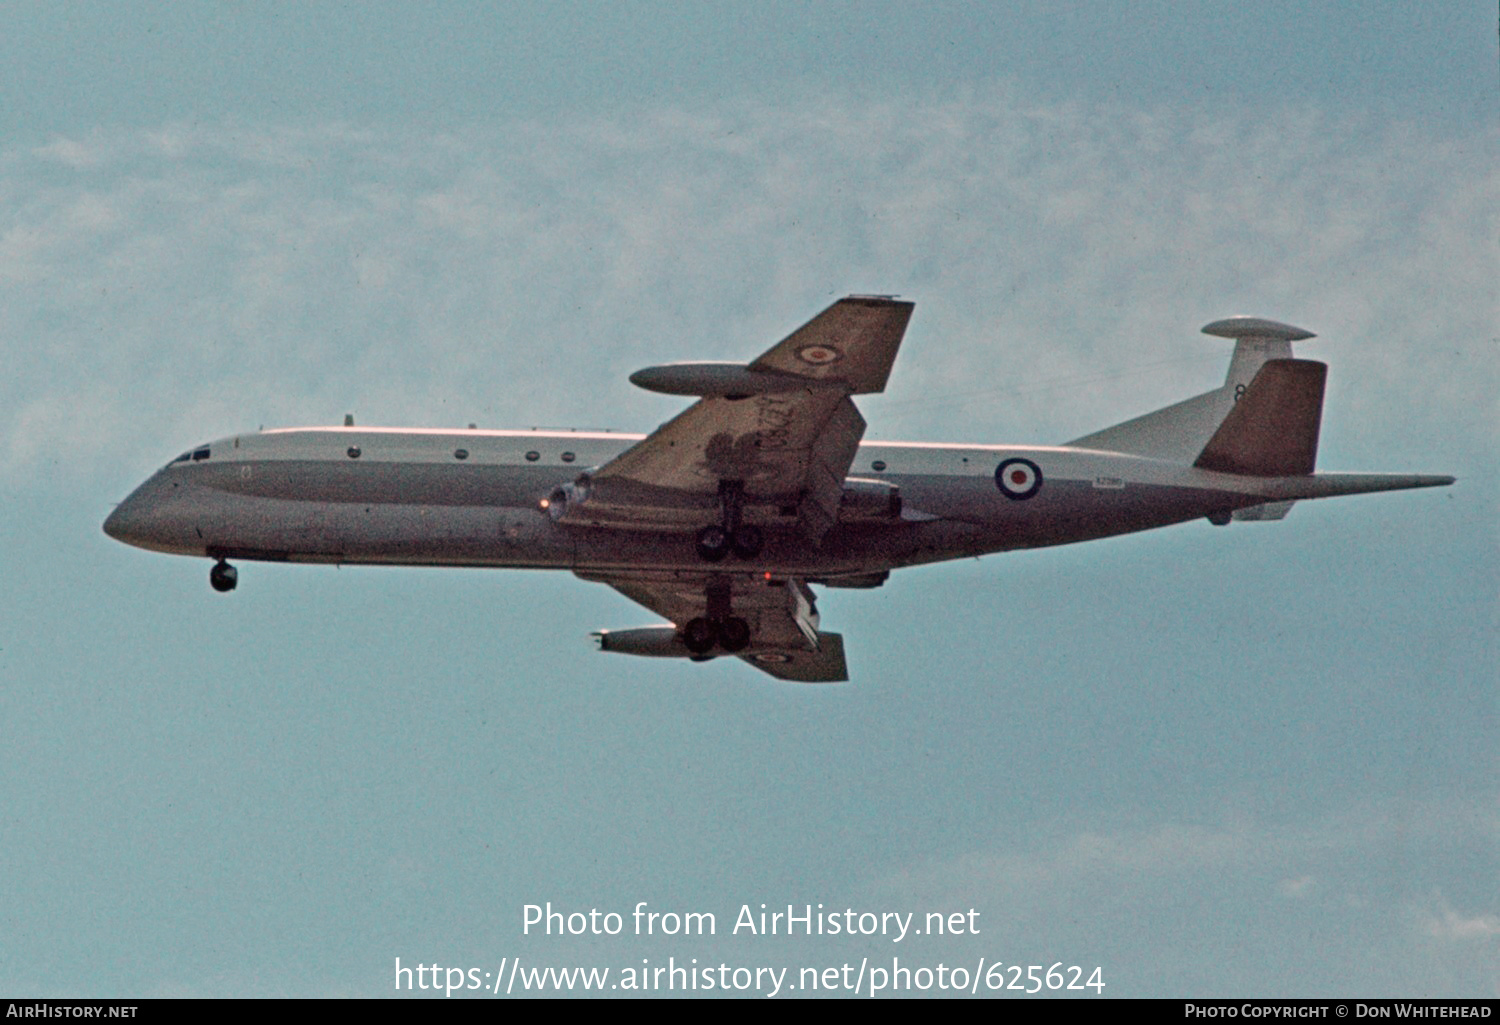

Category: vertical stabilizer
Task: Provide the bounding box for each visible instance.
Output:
[1195,359,1327,476]
[1066,317,1315,462]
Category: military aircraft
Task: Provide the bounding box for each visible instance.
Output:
[104,296,1453,682]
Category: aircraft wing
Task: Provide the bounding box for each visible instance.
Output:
[576,296,914,543]
[744,294,912,393]
[579,570,849,683]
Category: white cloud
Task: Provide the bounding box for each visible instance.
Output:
[874,793,1498,911]
[2,88,1493,486]
[32,136,103,169]
[1278,875,1317,898]
[1424,896,1500,942]
[858,795,1498,994]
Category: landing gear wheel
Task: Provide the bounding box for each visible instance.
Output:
[209,560,238,593]
[683,617,718,654]
[731,524,764,559]
[695,525,731,562]
[717,616,751,653]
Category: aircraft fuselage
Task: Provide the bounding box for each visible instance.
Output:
[103,424,1432,578]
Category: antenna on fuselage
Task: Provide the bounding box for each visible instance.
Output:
[344,413,354,427]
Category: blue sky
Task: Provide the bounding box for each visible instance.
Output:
[1,2,1495,998]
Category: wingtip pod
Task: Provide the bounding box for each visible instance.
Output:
[592,626,684,656]
[629,362,824,397]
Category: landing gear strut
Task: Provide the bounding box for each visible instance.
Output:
[209,559,238,593]
[695,480,764,562]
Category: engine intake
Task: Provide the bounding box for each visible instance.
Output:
[546,476,592,521]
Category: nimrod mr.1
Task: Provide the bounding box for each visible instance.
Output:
[105,297,1452,681]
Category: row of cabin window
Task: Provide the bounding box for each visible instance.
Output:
[178,444,891,472]
[343,447,576,463]
[180,445,889,471]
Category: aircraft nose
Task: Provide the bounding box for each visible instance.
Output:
[103,503,123,540]
[103,494,149,545]
[103,476,195,553]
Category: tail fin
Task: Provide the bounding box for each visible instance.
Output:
[1194,359,1327,476]
[1067,317,1316,462]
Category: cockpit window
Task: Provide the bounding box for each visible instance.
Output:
[169,445,211,467]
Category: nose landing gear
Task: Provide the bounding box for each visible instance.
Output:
[209,559,238,593]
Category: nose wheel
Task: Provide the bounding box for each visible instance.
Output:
[209,559,238,593]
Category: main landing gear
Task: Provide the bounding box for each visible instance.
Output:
[681,577,752,655]
[209,558,238,593]
[694,480,764,562]
[683,614,752,654]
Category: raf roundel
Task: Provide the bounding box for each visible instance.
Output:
[795,344,842,365]
[995,457,1043,500]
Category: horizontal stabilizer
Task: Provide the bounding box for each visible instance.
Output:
[1195,359,1326,476]
[1281,473,1455,500]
